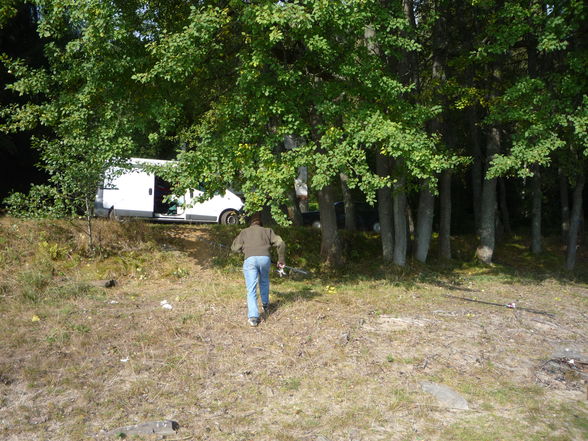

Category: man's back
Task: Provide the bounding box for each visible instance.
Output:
[231,224,285,261]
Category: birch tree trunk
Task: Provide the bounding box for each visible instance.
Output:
[377,152,394,261]
[415,181,435,263]
[393,171,407,266]
[565,172,584,271]
[318,184,344,267]
[475,126,500,264]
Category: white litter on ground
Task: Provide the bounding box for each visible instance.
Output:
[160,300,173,310]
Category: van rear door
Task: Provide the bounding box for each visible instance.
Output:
[102,167,155,218]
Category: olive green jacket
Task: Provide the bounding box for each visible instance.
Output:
[231,225,286,263]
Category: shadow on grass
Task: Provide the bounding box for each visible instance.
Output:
[271,288,323,313]
[155,224,588,287]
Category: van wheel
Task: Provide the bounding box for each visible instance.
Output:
[372,222,381,233]
[311,220,321,229]
[221,210,239,225]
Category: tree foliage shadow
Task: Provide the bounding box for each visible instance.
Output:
[297,231,588,288]
[157,224,588,288]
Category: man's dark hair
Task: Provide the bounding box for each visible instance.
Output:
[249,212,262,226]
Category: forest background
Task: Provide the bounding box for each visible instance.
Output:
[0,0,587,270]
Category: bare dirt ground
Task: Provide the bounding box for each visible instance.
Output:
[0,220,587,441]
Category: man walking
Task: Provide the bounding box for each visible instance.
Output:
[231,213,286,327]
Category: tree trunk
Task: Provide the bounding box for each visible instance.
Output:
[287,188,303,226]
[406,203,414,257]
[376,152,394,261]
[340,173,356,231]
[401,0,418,86]
[85,196,94,250]
[429,0,451,260]
[438,170,452,259]
[565,172,584,271]
[414,181,435,263]
[393,171,407,266]
[318,184,344,267]
[261,206,275,226]
[498,178,512,237]
[559,168,570,244]
[296,166,309,213]
[531,169,542,254]
[469,106,483,233]
[526,37,541,252]
[475,127,500,264]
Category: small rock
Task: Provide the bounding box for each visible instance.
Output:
[0,374,13,385]
[106,420,179,437]
[420,381,469,410]
[339,332,350,345]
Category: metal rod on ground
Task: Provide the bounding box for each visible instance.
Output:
[443,294,555,317]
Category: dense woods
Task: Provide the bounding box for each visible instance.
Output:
[1,0,586,268]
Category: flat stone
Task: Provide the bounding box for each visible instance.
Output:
[551,346,588,363]
[106,420,179,437]
[420,381,469,410]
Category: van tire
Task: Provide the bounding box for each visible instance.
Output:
[220,210,239,225]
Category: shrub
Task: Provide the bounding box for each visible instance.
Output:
[4,185,74,219]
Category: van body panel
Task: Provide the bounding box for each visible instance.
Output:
[187,190,239,219]
[102,166,155,217]
[95,158,243,223]
[186,214,217,222]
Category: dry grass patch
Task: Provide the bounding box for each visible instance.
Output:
[0,219,587,440]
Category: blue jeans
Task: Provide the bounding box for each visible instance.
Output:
[243,256,271,319]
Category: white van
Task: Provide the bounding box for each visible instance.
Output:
[94,158,243,224]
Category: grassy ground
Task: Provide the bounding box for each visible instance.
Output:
[0,217,587,441]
